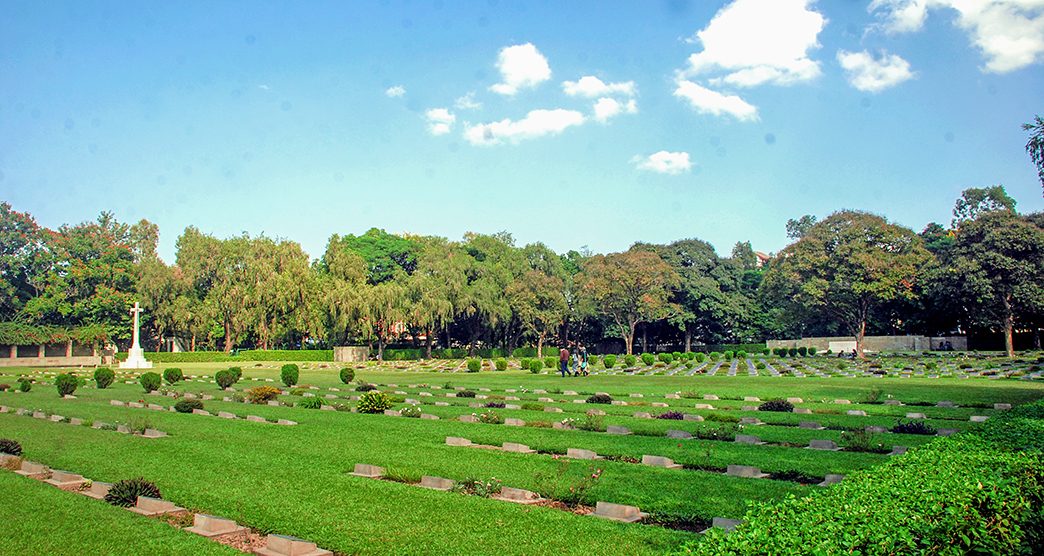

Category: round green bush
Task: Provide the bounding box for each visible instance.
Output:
[788,347,799,357]
[339,367,355,384]
[104,477,161,507]
[709,351,722,361]
[694,352,708,363]
[528,360,543,373]
[758,399,794,412]
[466,358,482,372]
[297,397,323,409]
[672,351,683,361]
[587,393,612,404]
[0,438,22,456]
[808,347,818,356]
[93,367,115,389]
[640,353,654,366]
[623,354,637,367]
[163,368,183,385]
[797,346,808,357]
[658,353,673,364]
[400,405,422,418]
[215,370,235,389]
[55,373,78,397]
[737,350,748,359]
[139,372,161,393]
[603,354,617,368]
[174,399,204,413]
[357,391,392,414]
[280,364,299,387]
[227,367,242,383]
[543,357,557,369]
[724,350,735,360]
[17,378,31,392]
[494,358,508,371]
[456,390,477,398]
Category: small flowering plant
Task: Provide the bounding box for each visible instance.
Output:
[399,404,421,418]
[453,477,502,497]
[477,410,504,424]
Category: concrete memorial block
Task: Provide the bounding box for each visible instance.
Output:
[834,399,851,405]
[128,402,144,409]
[544,407,563,413]
[884,400,904,406]
[44,470,86,490]
[738,417,762,425]
[704,518,742,533]
[610,401,628,406]
[566,448,601,460]
[808,439,840,451]
[703,394,719,400]
[494,487,542,505]
[905,412,926,419]
[629,393,644,398]
[937,428,958,436]
[606,426,632,435]
[651,402,669,408]
[350,464,384,479]
[49,415,65,422]
[538,397,554,403]
[277,419,297,426]
[741,405,758,412]
[970,415,989,423]
[682,414,704,422]
[383,410,401,416]
[147,403,165,411]
[794,408,812,414]
[110,400,125,407]
[446,437,472,447]
[267,401,281,407]
[641,455,682,469]
[129,496,184,516]
[320,406,335,411]
[32,411,46,419]
[936,400,957,408]
[92,421,111,430]
[419,475,454,491]
[592,501,647,523]
[503,442,535,454]
[419,392,433,397]
[846,410,867,416]
[505,396,520,401]
[666,430,693,439]
[865,425,887,434]
[435,402,449,407]
[665,393,680,399]
[735,435,765,445]
[192,409,211,416]
[743,396,760,402]
[218,411,237,419]
[586,409,606,416]
[818,474,844,487]
[255,534,333,556]
[799,421,824,430]
[994,403,1012,410]
[694,404,715,410]
[633,412,653,419]
[116,425,131,434]
[889,445,908,456]
[726,465,768,479]
[505,404,521,410]
[82,481,112,500]
[246,415,266,423]
[467,403,483,409]
[786,397,804,404]
[505,418,525,426]
[186,513,247,538]
[143,429,167,438]
[69,418,83,426]
[458,415,478,423]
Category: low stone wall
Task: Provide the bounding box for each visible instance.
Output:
[767,335,968,352]
[334,346,369,363]
[0,355,101,367]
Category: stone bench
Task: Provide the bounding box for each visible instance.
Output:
[808,439,840,451]
[44,470,86,490]
[502,442,535,454]
[15,461,51,480]
[726,465,768,479]
[641,455,682,469]
[129,496,185,516]
[186,513,247,538]
[82,481,112,500]
[493,487,542,504]
[350,464,384,479]
[566,448,601,460]
[818,474,844,487]
[254,534,333,556]
[419,475,454,491]
[592,501,647,523]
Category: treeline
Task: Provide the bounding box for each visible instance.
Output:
[1,186,1041,357]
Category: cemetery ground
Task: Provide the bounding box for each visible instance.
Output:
[1,354,1042,555]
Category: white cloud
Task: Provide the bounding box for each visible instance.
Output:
[385,85,406,98]
[837,49,916,92]
[425,108,455,136]
[632,151,693,175]
[673,79,758,121]
[562,76,636,97]
[870,0,1044,73]
[258,84,271,91]
[593,97,637,122]
[454,92,482,110]
[683,0,827,87]
[464,109,585,146]
[489,43,552,95]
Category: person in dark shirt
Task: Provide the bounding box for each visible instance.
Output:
[559,345,570,377]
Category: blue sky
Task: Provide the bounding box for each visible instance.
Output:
[2,0,1042,262]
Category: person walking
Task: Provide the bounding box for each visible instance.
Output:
[579,344,589,376]
[559,345,570,377]
[571,350,580,376]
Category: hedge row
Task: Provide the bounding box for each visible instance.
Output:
[691,343,767,354]
[678,400,1044,555]
[115,350,335,363]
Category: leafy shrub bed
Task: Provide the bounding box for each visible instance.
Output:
[0,438,22,456]
[679,400,1044,555]
[174,399,204,413]
[163,368,183,385]
[104,477,161,507]
[357,391,392,414]
[117,350,336,362]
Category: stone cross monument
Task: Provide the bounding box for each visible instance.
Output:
[119,302,153,369]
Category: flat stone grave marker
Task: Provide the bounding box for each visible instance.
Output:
[665,393,680,399]
[566,448,601,460]
[865,425,886,433]
[192,409,210,416]
[503,442,535,454]
[889,445,908,455]
[587,409,605,416]
[629,393,644,398]
[446,437,472,447]
[610,401,628,406]
[383,409,400,416]
[544,407,563,413]
[735,435,765,445]
[434,401,449,407]
[741,405,758,412]
[703,394,719,400]
[116,425,131,434]
[726,465,768,479]
[651,402,668,408]
[69,418,83,426]
[743,396,760,402]
[420,475,454,491]
[92,421,110,430]
[256,534,333,556]
[633,412,652,419]
[563,390,578,396]
[834,399,851,405]
[936,400,957,408]
[705,517,742,533]
[592,501,647,523]
[666,430,693,439]
[49,415,64,422]
[799,421,824,430]
[505,418,525,426]
[606,426,632,435]
[505,396,519,401]
[738,417,762,425]
[552,421,574,430]
[970,415,989,422]
[246,415,266,423]
[494,486,542,504]
[82,481,112,500]
[937,428,958,436]
[143,429,167,438]
[277,419,297,425]
[505,404,521,410]
[682,414,703,421]
[186,514,247,538]
[808,439,840,451]
[267,401,280,407]
[32,411,46,419]
[533,389,547,394]
[818,474,844,487]
[786,397,804,403]
[537,397,554,403]
[884,400,904,406]
[641,455,682,469]
[793,408,812,414]
[906,412,926,419]
[350,464,384,479]
[147,403,165,410]
[218,411,236,419]
[846,410,867,416]
[694,404,715,410]
[129,496,184,516]
[419,392,432,397]
[994,403,1012,410]
[44,470,86,490]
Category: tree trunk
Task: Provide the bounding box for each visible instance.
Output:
[1003,296,1015,358]
[684,330,692,353]
[625,323,636,355]
[641,327,647,353]
[191,334,196,352]
[377,332,385,361]
[855,319,866,360]
[425,328,433,359]
[1034,326,1041,350]
[223,320,232,353]
[537,333,545,359]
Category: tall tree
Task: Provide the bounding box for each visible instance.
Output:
[786,215,817,240]
[0,202,50,320]
[1023,115,1044,193]
[406,238,469,357]
[507,269,567,357]
[762,211,931,358]
[951,185,1016,228]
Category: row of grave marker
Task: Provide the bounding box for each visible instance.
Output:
[0,405,167,438]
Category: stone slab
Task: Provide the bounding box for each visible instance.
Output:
[128,496,184,516]
[818,474,844,487]
[735,435,764,445]
[419,475,454,491]
[446,437,472,447]
[606,426,632,435]
[726,465,768,479]
[566,448,601,460]
[641,455,682,469]
[592,501,647,523]
[502,442,535,454]
[186,513,247,538]
[808,439,840,451]
[350,464,384,479]
[665,430,693,439]
[494,486,542,504]
[254,534,333,556]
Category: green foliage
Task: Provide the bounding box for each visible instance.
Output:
[808,347,817,356]
[839,429,886,453]
[399,405,421,418]
[280,364,299,387]
[586,393,612,404]
[577,412,605,432]
[54,373,78,397]
[104,477,161,508]
[93,367,114,389]
[245,386,281,404]
[162,368,183,385]
[640,353,655,366]
[623,354,637,367]
[494,358,507,371]
[723,350,734,360]
[757,399,793,412]
[736,350,747,359]
[519,358,531,370]
[0,438,22,456]
[16,378,31,392]
[543,357,556,369]
[694,352,707,363]
[709,351,722,361]
[174,399,204,413]
[456,390,476,398]
[296,397,323,409]
[528,359,543,373]
[226,367,242,383]
[520,402,544,411]
[658,352,673,364]
[356,383,377,392]
[356,391,392,414]
[139,372,161,393]
[603,354,617,368]
[452,477,502,498]
[214,370,235,389]
[339,367,355,384]
[787,347,798,357]
[797,346,808,357]
[466,358,481,372]
[890,420,936,435]
[477,410,503,424]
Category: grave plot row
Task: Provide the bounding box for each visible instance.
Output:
[111,399,297,426]
[0,405,167,438]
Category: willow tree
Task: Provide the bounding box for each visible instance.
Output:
[762,211,931,358]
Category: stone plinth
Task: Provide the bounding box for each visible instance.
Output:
[446,437,471,447]
[350,464,384,478]
[702,517,742,533]
[494,486,542,504]
[218,411,237,419]
[808,439,840,451]
[15,461,51,479]
[592,501,647,523]
[738,417,762,425]
[970,415,989,422]
[420,476,454,491]
[846,410,867,416]
[633,412,652,419]
[905,412,926,419]
[82,481,112,500]
[641,455,681,469]
[458,415,477,423]
[504,418,525,426]
[666,430,693,439]
[994,403,1012,410]
[143,429,167,438]
[45,470,87,490]
[606,426,631,435]
[786,397,804,403]
[735,435,764,445]
[818,474,844,487]
[186,514,247,538]
[683,414,704,422]
[129,496,184,516]
[502,442,535,454]
[566,448,601,460]
[799,421,824,430]
[726,465,768,479]
[793,408,812,414]
[254,534,333,556]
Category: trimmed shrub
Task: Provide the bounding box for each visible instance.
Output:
[494,358,508,371]
[694,352,708,363]
[339,367,355,384]
[55,373,78,397]
[586,393,612,404]
[736,350,748,359]
[656,411,684,420]
[519,358,531,371]
[672,351,683,360]
[174,399,204,413]
[758,399,794,412]
[723,350,734,360]
[808,347,818,356]
[0,438,22,456]
[788,347,799,357]
[603,354,617,368]
[163,368,183,385]
[357,391,392,414]
[17,378,31,392]
[528,360,543,373]
[891,420,937,435]
[246,386,281,404]
[520,402,545,411]
[658,353,674,364]
[297,397,323,409]
[755,361,767,370]
[215,370,235,389]
[640,353,655,366]
[484,401,506,408]
[456,390,477,398]
[797,346,808,357]
[139,372,161,393]
[104,477,161,507]
[227,367,242,383]
[623,354,637,367]
[94,367,115,389]
[543,357,557,369]
[400,405,421,418]
[466,358,482,372]
[477,410,503,424]
[709,351,722,361]
[356,383,378,392]
[280,364,299,387]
